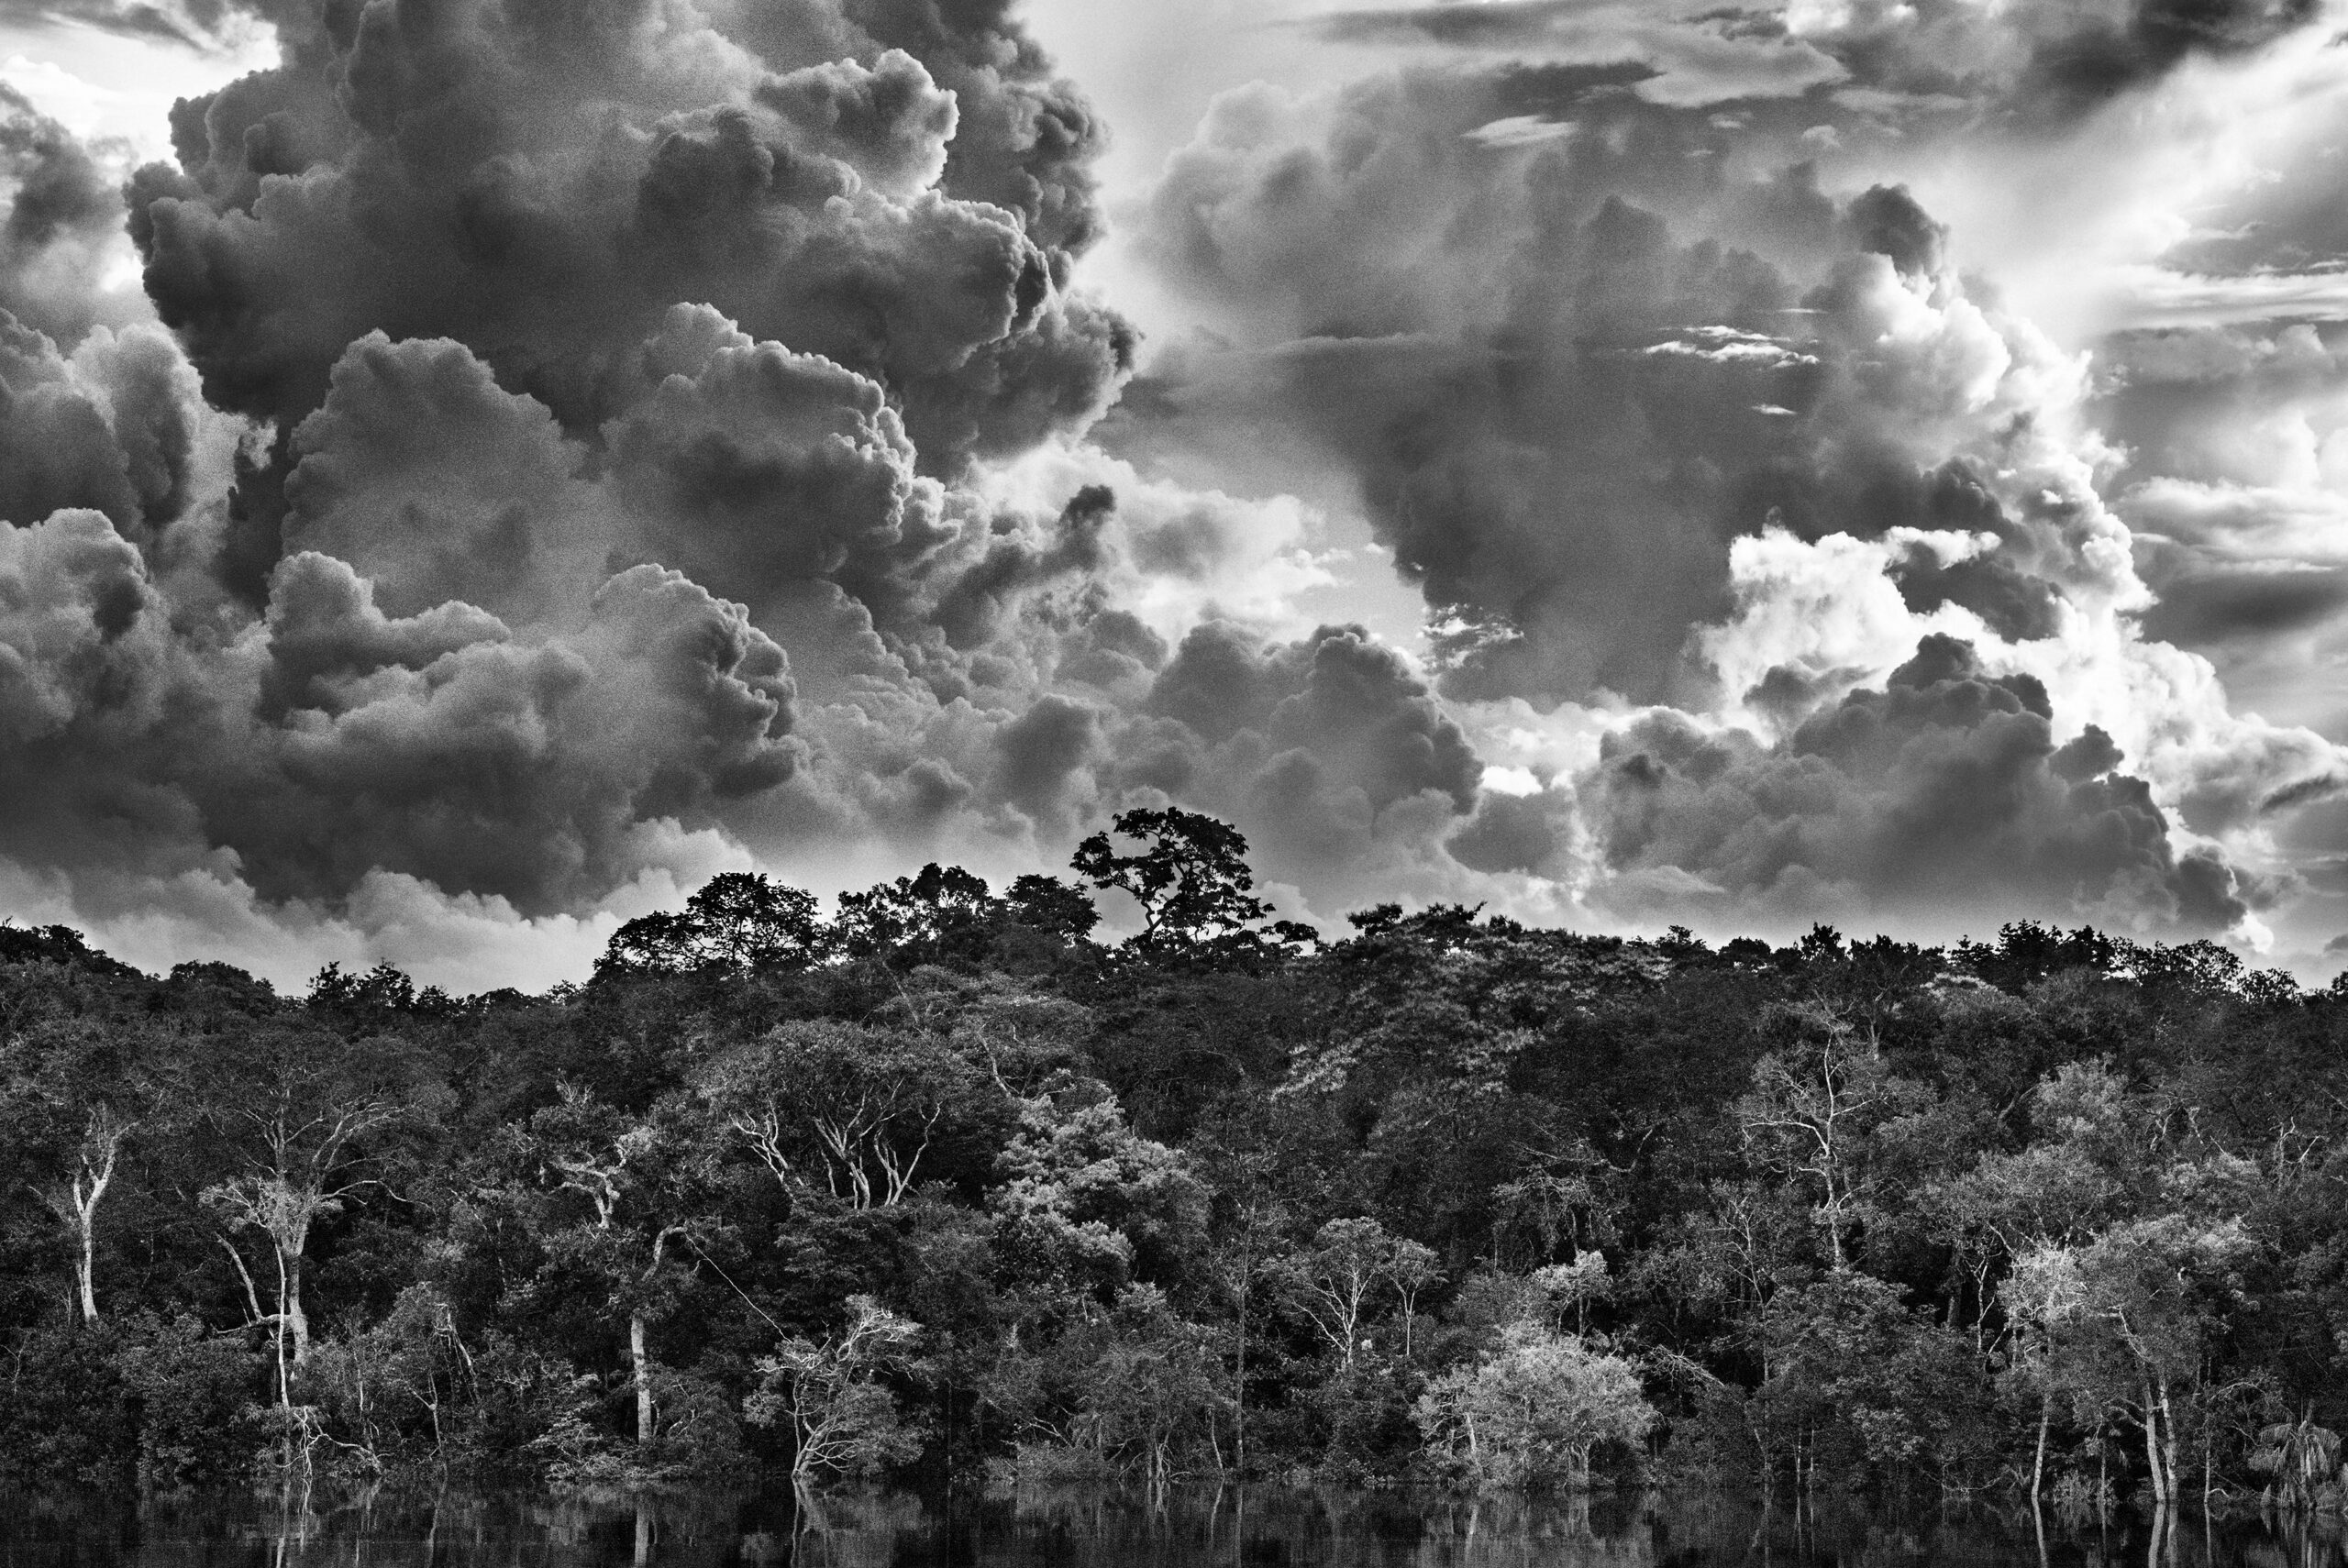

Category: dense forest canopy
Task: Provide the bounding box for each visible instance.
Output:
[2,809,2344,1504]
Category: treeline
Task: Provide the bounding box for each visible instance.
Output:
[2,809,2346,1504]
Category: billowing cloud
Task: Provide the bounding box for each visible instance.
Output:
[123,0,1133,606]
[1115,72,2095,706]
[0,0,2340,983]
[1102,6,2348,962]
[0,84,143,342]
[1581,634,2254,935]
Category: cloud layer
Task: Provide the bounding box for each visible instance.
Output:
[0,0,2339,979]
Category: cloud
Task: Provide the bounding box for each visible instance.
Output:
[0,490,799,918]
[1121,69,2099,706]
[1304,2,1848,107]
[0,84,150,343]
[122,0,1134,608]
[1580,633,2255,935]
[0,0,2338,984]
[2107,266,2348,328]
[1124,619,1482,905]
[2140,566,2348,646]
[1301,0,2327,125]
[1102,30,2348,959]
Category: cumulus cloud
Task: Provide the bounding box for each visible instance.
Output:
[0,0,2340,981]
[0,84,147,343]
[1581,634,2254,935]
[122,0,1134,605]
[1102,7,2348,956]
[1116,72,2098,706]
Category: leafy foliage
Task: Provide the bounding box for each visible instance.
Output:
[0,828,2342,1501]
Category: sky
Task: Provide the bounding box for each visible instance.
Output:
[0,0,2343,989]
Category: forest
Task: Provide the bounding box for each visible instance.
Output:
[2,806,2345,1507]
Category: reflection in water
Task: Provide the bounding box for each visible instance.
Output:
[1,1489,2342,1568]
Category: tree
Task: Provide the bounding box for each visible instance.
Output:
[1070,808,1268,946]
[1933,1061,2140,1485]
[833,864,997,962]
[1414,1324,1655,1488]
[2003,1239,2092,1498]
[0,1019,165,1324]
[43,1105,130,1326]
[691,1022,986,1210]
[991,1079,1208,1297]
[1532,1253,1612,1339]
[1193,1135,1289,1473]
[1736,1005,1933,1269]
[518,1084,700,1448]
[744,1296,921,1482]
[1006,874,1101,941]
[1065,1286,1227,1485]
[1754,1270,1983,1489]
[1282,1217,1433,1369]
[2032,1213,2255,1507]
[595,873,826,979]
[1390,1238,1443,1360]
[199,1029,439,1415]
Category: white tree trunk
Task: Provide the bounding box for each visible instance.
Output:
[633,1313,656,1444]
[2143,1382,2170,1506]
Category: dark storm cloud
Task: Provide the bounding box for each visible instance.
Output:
[1302,0,2324,120]
[2141,568,2348,646]
[199,553,796,911]
[2013,0,2320,119]
[1445,789,1564,878]
[1308,3,1591,49]
[0,480,800,914]
[991,692,1102,834]
[123,0,1132,606]
[1124,64,2068,706]
[0,0,2328,972]
[0,315,214,537]
[278,319,1030,647]
[0,508,172,748]
[1124,621,1481,900]
[1884,464,2063,641]
[2094,326,2348,686]
[832,0,1110,259]
[0,0,1165,938]
[1582,634,2253,931]
[931,483,1113,650]
[604,323,956,622]
[279,332,598,625]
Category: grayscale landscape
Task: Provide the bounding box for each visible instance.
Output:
[0,0,2345,1552]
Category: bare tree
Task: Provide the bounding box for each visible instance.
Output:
[205,1088,402,1407]
[36,1104,132,1323]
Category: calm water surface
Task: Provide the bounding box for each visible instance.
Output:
[0,1488,2327,1568]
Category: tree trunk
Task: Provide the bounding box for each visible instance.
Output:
[2156,1375,2181,1507]
[1233,1269,1247,1474]
[74,1208,100,1323]
[282,1248,311,1364]
[632,1312,655,1445]
[71,1146,116,1323]
[2144,1382,2170,1507]
[2032,1391,2052,1497]
[48,1121,121,1324]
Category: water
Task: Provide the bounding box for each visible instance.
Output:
[0,1488,2324,1568]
